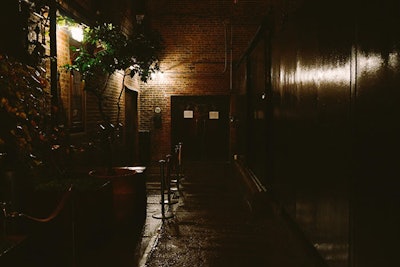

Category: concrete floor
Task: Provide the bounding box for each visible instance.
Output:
[1,161,329,266]
[135,161,327,267]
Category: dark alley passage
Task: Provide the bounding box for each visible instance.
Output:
[1,1,400,266]
[139,161,332,267]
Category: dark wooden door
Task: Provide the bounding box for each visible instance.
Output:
[171,96,229,161]
[125,89,138,164]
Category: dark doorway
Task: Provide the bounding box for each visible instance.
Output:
[125,89,139,164]
[171,96,230,161]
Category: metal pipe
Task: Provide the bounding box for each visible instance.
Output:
[49,0,58,124]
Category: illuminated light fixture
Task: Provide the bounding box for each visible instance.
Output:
[70,26,84,42]
[151,71,165,81]
[124,66,140,90]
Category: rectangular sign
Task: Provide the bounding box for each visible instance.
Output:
[209,111,219,119]
[183,110,193,118]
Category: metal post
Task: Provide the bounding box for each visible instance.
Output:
[152,160,174,219]
[49,0,58,124]
[176,142,184,192]
[169,145,180,197]
[178,142,183,180]
[163,155,178,205]
[71,187,76,267]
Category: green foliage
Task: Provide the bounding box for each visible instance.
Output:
[65,22,163,83]
[0,54,65,172]
[63,22,164,174]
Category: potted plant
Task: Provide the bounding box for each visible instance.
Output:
[0,50,112,240]
[64,21,163,227]
[0,53,64,209]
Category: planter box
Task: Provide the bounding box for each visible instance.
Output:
[89,167,147,232]
[24,178,113,265]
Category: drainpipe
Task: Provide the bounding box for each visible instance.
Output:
[222,21,228,73]
[230,22,233,91]
[49,0,58,123]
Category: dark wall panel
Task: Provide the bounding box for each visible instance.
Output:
[270,2,352,265]
[232,0,400,266]
[352,1,400,266]
[266,0,400,266]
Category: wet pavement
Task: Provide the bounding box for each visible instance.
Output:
[136,161,327,267]
[0,161,329,267]
[1,161,335,267]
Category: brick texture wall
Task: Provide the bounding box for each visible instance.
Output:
[57,26,71,122]
[57,26,125,149]
[139,0,271,161]
[56,0,272,163]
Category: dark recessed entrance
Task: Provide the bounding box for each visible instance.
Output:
[171,95,229,161]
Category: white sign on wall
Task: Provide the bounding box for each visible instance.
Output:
[183,110,193,118]
[209,111,219,119]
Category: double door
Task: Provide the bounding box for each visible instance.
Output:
[171,96,229,161]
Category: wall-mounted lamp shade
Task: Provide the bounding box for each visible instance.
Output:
[124,69,140,90]
[70,26,83,42]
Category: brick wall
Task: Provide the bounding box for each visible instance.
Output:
[56,25,125,148]
[139,0,271,161]
[56,0,272,163]
[57,26,71,123]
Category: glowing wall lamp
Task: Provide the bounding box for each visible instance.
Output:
[70,26,84,42]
